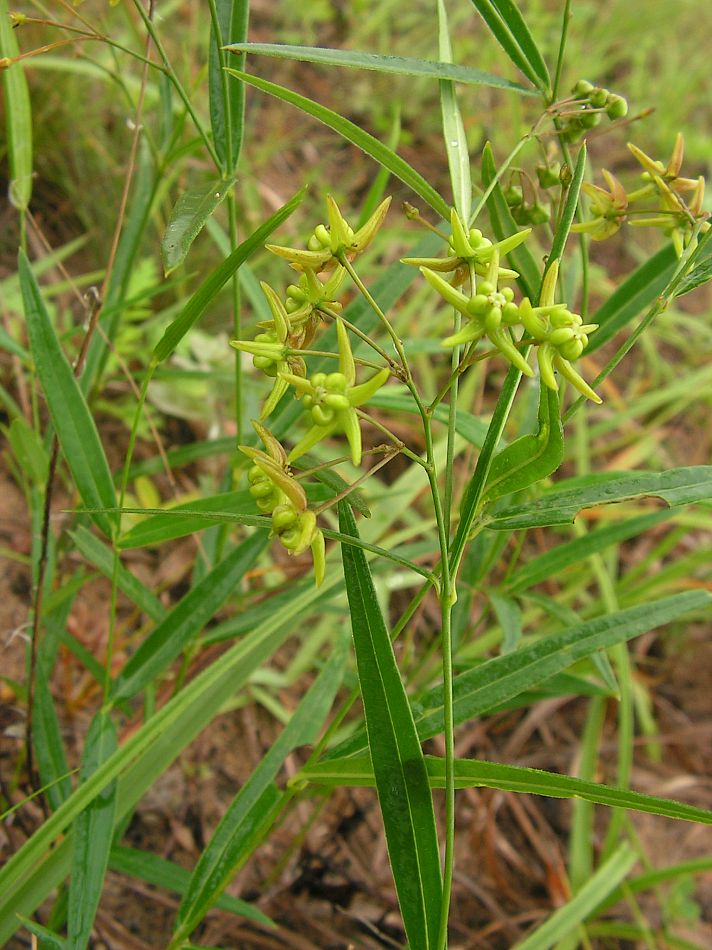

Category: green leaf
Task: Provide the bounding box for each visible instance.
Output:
[483,380,563,503]
[328,591,710,759]
[172,640,347,944]
[226,69,450,220]
[67,712,118,950]
[506,510,672,593]
[209,0,249,170]
[585,244,677,354]
[161,176,236,274]
[512,845,637,949]
[112,531,269,702]
[109,846,274,926]
[224,43,535,95]
[338,502,442,950]
[548,143,586,264]
[17,918,66,950]
[19,250,118,538]
[117,485,330,549]
[481,142,541,298]
[448,361,523,576]
[152,187,306,363]
[487,466,712,531]
[437,0,472,221]
[301,755,712,825]
[0,0,33,210]
[468,0,550,91]
[5,416,48,487]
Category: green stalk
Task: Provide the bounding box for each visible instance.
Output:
[131,0,221,168]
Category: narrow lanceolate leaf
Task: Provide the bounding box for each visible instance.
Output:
[512,845,637,950]
[0,0,32,210]
[209,0,249,169]
[117,484,330,549]
[224,43,535,94]
[172,641,346,945]
[481,143,541,299]
[19,250,117,538]
[327,591,711,759]
[437,0,471,221]
[162,176,236,274]
[487,466,712,531]
[226,69,450,220]
[338,502,442,950]
[483,381,563,503]
[67,712,118,950]
[548,143,586,265]
[109,847,274,926]
[585,244,677,353]
[468,0,550,92]
[111,531,268,702]
[299,756,712,826]
[152,187,306,363]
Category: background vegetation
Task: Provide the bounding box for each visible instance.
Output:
[1,0,712,947]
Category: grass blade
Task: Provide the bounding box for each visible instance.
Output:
[152,187,306,363]
[512,845,636,950]
[19,250,118,538]
[505,510,671,593]
[171,640,347,944]
[226,69,451,220]
[224,43,536,95]
[437,0,471,221]
[111,531,268,702]
[82,138,157,391]
[338,501,442,950]
[209,0,249,170]
[161,176,236,274]
[0,0,32,210]
[0,574,343,942]
[585,244,677,353]
[70,526,166,622]
[487,466,712,530]
[109,846,274,925]
[67,712,118,950]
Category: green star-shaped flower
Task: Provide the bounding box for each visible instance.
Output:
[280,318,390,466]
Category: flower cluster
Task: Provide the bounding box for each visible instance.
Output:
[232,196,393,585]
[559,80,628,143]
[404,209,602,402]
[241,422,326,586]
[572,134,709,254]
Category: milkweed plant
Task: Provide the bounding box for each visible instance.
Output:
[3,1,712,949]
